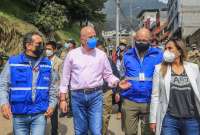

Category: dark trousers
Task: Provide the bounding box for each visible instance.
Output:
[51,105,58,135]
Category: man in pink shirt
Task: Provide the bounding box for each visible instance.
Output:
[59,26,119,135]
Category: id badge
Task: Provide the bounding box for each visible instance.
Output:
[139,73,145,81]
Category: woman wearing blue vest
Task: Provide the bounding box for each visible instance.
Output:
[0,32,57,135]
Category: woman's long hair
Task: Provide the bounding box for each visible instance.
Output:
[160,39,188,77]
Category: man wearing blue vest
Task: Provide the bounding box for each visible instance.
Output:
[119,28,163,135]
[0,32,57,135]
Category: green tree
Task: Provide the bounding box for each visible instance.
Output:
[25,0,107,36]
[31,1,67,40]
[55,0,107,26]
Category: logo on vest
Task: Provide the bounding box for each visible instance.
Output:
[43,76,50,81]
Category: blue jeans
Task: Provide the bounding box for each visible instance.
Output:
[13,113,46,135]
[161,113,200,135]
[71,90,103,135]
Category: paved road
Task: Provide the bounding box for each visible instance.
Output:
[0,114,124,135]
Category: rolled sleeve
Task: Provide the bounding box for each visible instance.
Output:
[0,62,10,106]
[59,53,72,93]
[49,70,58,109]
[103,55,119,87]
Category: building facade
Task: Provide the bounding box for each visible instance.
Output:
[151,8,169,43]
[167,0,200,38]
[137,9,159,30]
[137,8,169,44]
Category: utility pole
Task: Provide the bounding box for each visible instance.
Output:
[116,0,120,48]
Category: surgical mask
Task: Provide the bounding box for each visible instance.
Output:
[87,37,97,49]
[135,41,150,52]
[163,50,176,63]
[64,43,69,48]
[33,45,44,57]
[119,45,126,51]
[46,50,54,57]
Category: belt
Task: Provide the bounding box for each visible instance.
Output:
[72,86,102,94]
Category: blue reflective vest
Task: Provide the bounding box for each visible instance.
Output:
[120,47,163,103]
[9,53,52,114]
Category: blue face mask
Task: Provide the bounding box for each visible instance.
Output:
[87,37,97,49]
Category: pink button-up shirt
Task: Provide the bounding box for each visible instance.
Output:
[59,47,119,93]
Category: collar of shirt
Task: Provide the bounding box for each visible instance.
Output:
[80,45,96,55]
[51,55,56,62]
[135,48,144,62]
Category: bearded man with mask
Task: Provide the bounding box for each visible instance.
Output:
[59,26,119,135]
[118,28,163,135]
[0,32,57,135]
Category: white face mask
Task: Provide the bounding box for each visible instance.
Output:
[163,50,176,63]
[119,45,126,51]
[46,50,54,57]
[64,43,69,48]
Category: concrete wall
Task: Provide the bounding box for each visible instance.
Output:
[182,0,200,6]
[168,0,200,38]
[181,1,200,38]
[182,11,200,37]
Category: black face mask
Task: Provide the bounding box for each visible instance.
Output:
[33,44,44,57]
[135,41,150,52]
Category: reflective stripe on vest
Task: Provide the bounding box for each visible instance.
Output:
[10,87,49,91]
[125,76,152,81]
[40,65,51,68]
[9,53,51,114]
[10,64,30,67]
